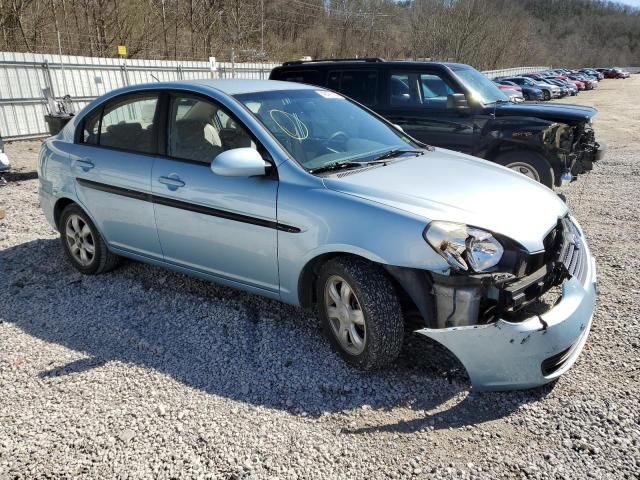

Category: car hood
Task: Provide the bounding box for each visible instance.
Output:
[495,102,597,123]
[322,148,568,252]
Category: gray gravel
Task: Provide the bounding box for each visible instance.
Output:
[1,130,639,477]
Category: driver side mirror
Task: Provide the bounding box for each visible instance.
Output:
[211,148,270,177]
[447,93,470,111]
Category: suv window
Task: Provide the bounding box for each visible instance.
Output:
[167,94,256,164]
[327,70,378,106]
[390,72,457,107]
[98,94,159,154]
[277,69,320,85]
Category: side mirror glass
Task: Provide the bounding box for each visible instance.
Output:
[447,93,469,111]
[211,148,268,177]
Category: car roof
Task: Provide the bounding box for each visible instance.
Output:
[274,60,469,70]
[109,79,319,97]
[188,79,317,94]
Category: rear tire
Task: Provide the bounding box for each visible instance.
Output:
[316,256,404,370]
[59,204,120,275]
[494,150,555,188]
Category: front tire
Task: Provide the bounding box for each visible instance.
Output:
[316,257,404,370]
[543,90,551,101]
[59,204,120,274]
[494,150,555,188]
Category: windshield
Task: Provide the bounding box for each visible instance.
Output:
[453,67,508,104]
[234,89,414,171]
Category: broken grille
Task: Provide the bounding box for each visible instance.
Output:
[557,217,588,284]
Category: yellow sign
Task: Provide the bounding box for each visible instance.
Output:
[117,45,127,56]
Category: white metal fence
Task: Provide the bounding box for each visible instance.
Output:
[0,52,279,140]
[481,66,550,79]
[0,52,553,140]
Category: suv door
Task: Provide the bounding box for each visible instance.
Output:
[68,92,163,258]
[151,93,279,292]
[377,70,476,153]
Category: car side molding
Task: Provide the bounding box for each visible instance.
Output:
[75,178,301,233]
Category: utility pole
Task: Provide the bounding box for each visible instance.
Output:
[261,0,265,55]
[57,30,69,96]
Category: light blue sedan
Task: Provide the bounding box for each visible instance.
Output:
[38,80,597,390]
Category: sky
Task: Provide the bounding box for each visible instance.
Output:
[614,0,640,7]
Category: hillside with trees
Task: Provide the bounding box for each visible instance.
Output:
[0,0,638,68]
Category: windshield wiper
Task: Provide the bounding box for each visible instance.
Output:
[372,148,425,161]
[308,161,365,174]
[309,149,424,174]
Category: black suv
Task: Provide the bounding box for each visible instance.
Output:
[270,59,605,188]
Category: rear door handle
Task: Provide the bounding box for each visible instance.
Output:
[158,176,185,188]
[75,158,94,171]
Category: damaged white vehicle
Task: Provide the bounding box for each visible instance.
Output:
[39,81,597,391]
[0,136,10,173]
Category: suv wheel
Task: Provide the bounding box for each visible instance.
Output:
[60,204,120,274]
[542,90,551,101]
[494,150,555,188]
[316,256,403,370]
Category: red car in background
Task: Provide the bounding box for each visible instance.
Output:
[548,75,584,90]
[605,68,630,79]
[496,83,522,91]
[494,82,525,102]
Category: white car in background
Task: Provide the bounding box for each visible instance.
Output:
[0,137,10,173]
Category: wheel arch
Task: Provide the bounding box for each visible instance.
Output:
[485,140,546,163]
[297,251,433,327]
[53,197,77,230]
[298,251,366,309]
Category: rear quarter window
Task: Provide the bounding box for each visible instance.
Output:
[327,70,378,106]
[274,69,321,86]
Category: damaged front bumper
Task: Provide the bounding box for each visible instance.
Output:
[416,225,597,391]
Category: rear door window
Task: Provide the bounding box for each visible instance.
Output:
[98,94,159,154]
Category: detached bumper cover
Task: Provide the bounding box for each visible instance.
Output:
[416,246,597,391]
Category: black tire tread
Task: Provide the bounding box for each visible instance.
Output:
[316,256,404,370]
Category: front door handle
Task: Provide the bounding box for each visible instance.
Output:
[158,176,185,188]
[75,158,94,171]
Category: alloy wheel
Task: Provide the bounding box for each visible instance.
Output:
[324,275,366,355]
[65,214,96,266]
[506,162,541,182]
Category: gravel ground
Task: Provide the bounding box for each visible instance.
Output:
[1,78,639,479]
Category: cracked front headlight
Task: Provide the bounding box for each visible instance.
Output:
[424,221,504,272]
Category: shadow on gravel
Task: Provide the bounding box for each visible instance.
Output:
[0,171,38,182]
[0,238,547,430]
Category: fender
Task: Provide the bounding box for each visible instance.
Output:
[475,115,574,175]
